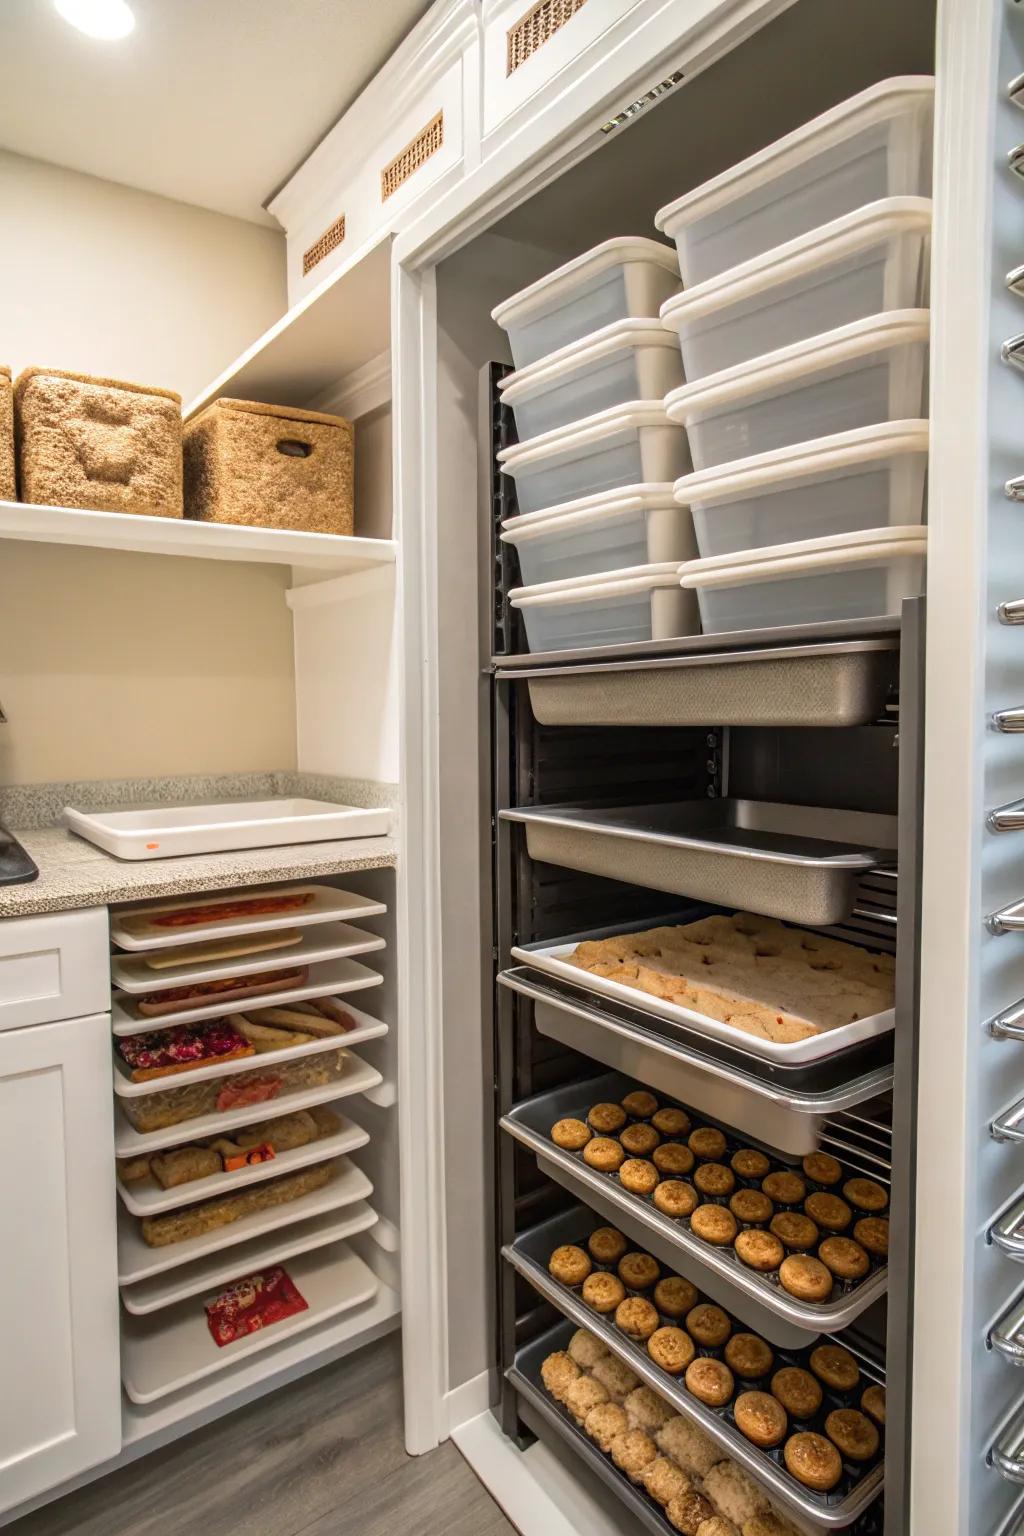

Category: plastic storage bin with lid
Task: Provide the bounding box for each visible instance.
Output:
[499,319,684,443]
[659,197,931,386]
[673,419,928,560]
[679,526,926,635]
[511,563,698,654]
[501,483,697,588]
[491,238,680,371]
[664,310,929,471]
[655,76,934,287]
[498,400,691,517]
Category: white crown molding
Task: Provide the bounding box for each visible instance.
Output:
[310,350,392,422]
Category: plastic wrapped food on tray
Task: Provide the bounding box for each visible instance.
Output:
[119,1049,347,1134]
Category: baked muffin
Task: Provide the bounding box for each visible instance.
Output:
[769,1212,819,1251]
[654,1180,699,1218]
[582,1272,626,1314]
[853,1216,889,1258]
[691,1204,739,1246]
[701,1461,770,1527]
[689,1126,728,1161]
[685,1357,735,1407]
[734,1391,787,1449]
[732,1147,771,1180]
[625,1385,675,1433]
[657,1415,723,1477]
[826,1408,879,1462]
[730,1189,774,1225]
[694,1162,736,1198]
[549,1244,592,1286]
[551,1117,591,1151]
[809,1343,860,1392]
[654,1142,696,1176]
[588,1226,629,1265]
[618,1251,660,1290]
[583,1137,626,1172]
[762,1171,806,1205]
[622,1089,660,1119]
[734,1230,784,1273]
[802,1151,842,1186]
[783,1433,842,1492]
[686,1303,732,1348]
[654,1275,699,1318]
[621,1122,661,1157]
[616,1296,660,1340]
[653,1107,690,1137]
[778,1254,833,1302]
[567,1328,608,1370]
[540,1350,579,1403]
[771,1366,822,1419]
[592,1353,640,1402]
[589,1102,627,1134]
[620,1158,660,1196]
[642,1456,691,1508]
[804,1191,852,1232]
[819,1236,870,1280]
[565,1374,610,1424]
[861,1384,886,1425]
[648,1325,696,1375]
[584,1400,628,1452]
[610,1427,658,1482]
[667,1491,716,1536]
[843,1177,888,1212]
[724,1333,774,1380]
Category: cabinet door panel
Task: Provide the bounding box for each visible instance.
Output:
[0,1013,120,1512]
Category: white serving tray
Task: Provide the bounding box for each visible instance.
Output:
[110,883,387,952]
[116,1105,369,1216]
[111,921,385,995]
[116,1157,373,1282]
[111,955,382,1034]
[120,1239,379,1402]
[66,797,390,860]
[512,940,895,1064]
[114,1024,379,1100]
[119,1200,379,1314]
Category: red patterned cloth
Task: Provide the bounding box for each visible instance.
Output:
[205,1266,308,1347]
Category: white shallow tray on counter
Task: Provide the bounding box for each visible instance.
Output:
[66,797,390,860]
[121,1239,379,1402]
[120,1199,379,1314]
[117,1106,370,1215]
[117,1156,373,1282]
[111,955,383,1034]
[111,921,385,995]
[110,883,387,952]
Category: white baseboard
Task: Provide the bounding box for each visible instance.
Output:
[444,1367,495,1434]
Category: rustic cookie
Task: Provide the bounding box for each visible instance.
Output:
[551,1117,591,1151]
[620,1158,660,1196]
[690,1203,738,1246]
[771,1366,822,1420]
[819,1235,870,1280]
[784,1432,843,1492]
[588,1226,629,1265]
[622,1090,660,1119]
[654,1142,696,1176]
[548,1244,592,1286]
[652,1106,690,1137]
[688,1126,727,1161]
[540,1350,579,1403]
[648,1326,696,1375]
[735,1229,785,1273]
[621,1121,661,1157]
[805,1191,852,1232]
[734,1390,788,1449]
[684,1357,734,1408]
[802,1151,842,1186]
[810,1343,861,1392]
[618,1251,660,1291]
[583,1137,626,1172]
[694,1162,736,1198]
[769,1211,819,1251]
[724,1333,774,1380]
[568,1328,608,1370]
[641,1456,691,1508]
[653,1275,698,1319]
[762,1171,807,1205]
[826,1408,880,1462]
[731,1147,771,1179]
[852,1216,889,1258]
[588,1102,627,1134]
[861,1384,886,1426]
[730,1188,774,1225]
[778,1254,833,1302]
[615,1296,660,1340]
[685,1302,731,1348]
[584,1400,629,1452]
[842,1177,889,1212]
[653,1180,699,1218]
[610,1427,658,1482]
[582,1272,626,1314]
[565,1374,610,1424]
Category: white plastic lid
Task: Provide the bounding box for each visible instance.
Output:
[501,482,679,543]
[512,561,681,608]
[492,238,679,330]
[497,400,676,475]
[659,198,932,334]
[499,318,678,404]
[655,77,934,235]
[673,420,929,509]
[679,525,927,590]
[664,310,930,426]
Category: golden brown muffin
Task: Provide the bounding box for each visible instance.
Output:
[652,1106,691,1137]
[589,1101,628,1134]
[616,1296,660,1340]
[548,1244,592,1286]
[540,1350,579,1403]
[826,1408,879,1462]
[618,1251,661,1290]
[769,1211,819,1251]
[552,1117,591,1150]
[734,1390,788,1449]
[691,1204,739,1246]
[584,1400,629,1452]
[583,1271,626,1314]
[809,1343,861,1392]
[654,1142,696,1176]
[802,1151,843,1186]
[583,1137,626,1172]
[620,1158,660,1196]
[610,1426,658,1482]
[771,1366,823,1420]
[819,1235,870,1280]
[725,1333,774,1380]
[783,1433,842,1492]
[730,1189,774,1225]
[565,1374,610,1423]
[684,1356,735,1407]
[657,1416,722,1478]
[592,1353,640,1402]
[762,1171,807,1205]
[621,1122,661,1157]
[853,1216,889,1258]
[588,1225,629,1265]
[654,1275,699,1318]
[568,1328,608,1370]
[622,1089,660,1119]
[732,1147,772,1180]
[689,1126,727,1161]
[667,1491,716,1536]
[843,1177,889,1212]
[686,1302,732,1348]
[654,1180,699,1218]
[625,1385,675,1433]
[641,1456,691,1508]
[861,1384,886,1426]
[694,1162,736,1198]
[735,1230,785,1273]
[778,1254,833,1302]
[804,1191,852,1232]
[648,1325,696,1375]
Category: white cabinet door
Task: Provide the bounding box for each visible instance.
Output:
[0,1012,120,1513]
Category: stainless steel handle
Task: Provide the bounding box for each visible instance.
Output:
[1009,146,1024,183]
[850,904,897,925]
[1004,333,1024,369]
[988,902,1024,934]
[992,1400,1024,1484]
[1000,601,1024,625]
[991,999,1024,1039]
[989,799,1024,831]
[991,1292,1024,1364]
[1009,263,1024,298]
[994,708,1024,732]
[1012,71,1024,109]
[1008,476,1024,502]
[993,1097,1024,1142]
[991,1194,1024,1258]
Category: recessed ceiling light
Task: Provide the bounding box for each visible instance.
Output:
[54,0,135,40]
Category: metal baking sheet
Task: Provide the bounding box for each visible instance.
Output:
[501,801,898,927]
[506,1206,885,1528]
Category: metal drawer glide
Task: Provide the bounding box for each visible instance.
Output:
[994,708,1024,732]
[993,1097,1024,1142]
[989,799,1024,831]
[990,999,1024,1039]
[991,1400,1024,1484]
[988,903,1024,935]
[991,1291,1024,1364]
[990,1194,1024,1257]
[999,600,1024,624]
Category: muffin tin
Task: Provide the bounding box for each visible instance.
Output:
[500,1070,889,1333]
[505,1204,885,1526]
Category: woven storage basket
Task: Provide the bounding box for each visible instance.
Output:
[0,368,13,502]
[183,399,354,534]
[14,368,182,517]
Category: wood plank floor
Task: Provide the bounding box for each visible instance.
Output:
[9,1335,517,1536]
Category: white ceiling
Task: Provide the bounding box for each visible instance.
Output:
[0,0,435,226]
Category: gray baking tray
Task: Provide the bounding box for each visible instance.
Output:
[506,1205,885,1528]
[500,1070,889,1339]
[501,801,898,927]
[500,639,898,729]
